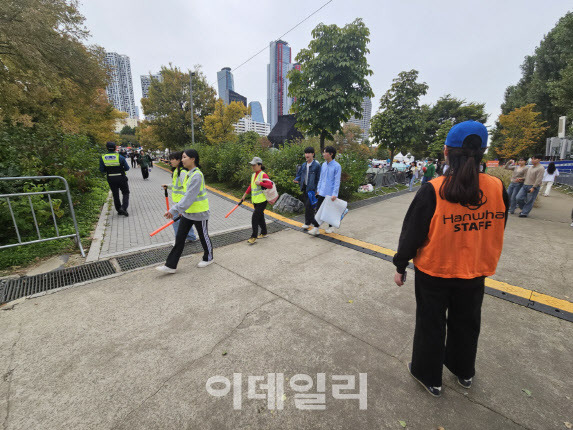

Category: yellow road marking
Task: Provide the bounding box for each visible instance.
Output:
[178,174,573,317]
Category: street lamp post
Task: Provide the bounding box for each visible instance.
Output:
[190,71,196,144]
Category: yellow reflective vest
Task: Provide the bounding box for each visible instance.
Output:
[251,171,267,204]
[172,169,186,203]
[184,168,209,213]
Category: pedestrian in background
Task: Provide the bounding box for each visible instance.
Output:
[516,154,544,218]
[504,158,528,214]
[309,146,342,236]
[99,141,130,217]
[241,157,273,245]
[392,121,508,397]
[162,151,197,243]
[139,150,153,180]
[156,149,213,273]
[421,160,435,184]
[294,146,321,230]
[541,162,559,197]
[407,161,418,192]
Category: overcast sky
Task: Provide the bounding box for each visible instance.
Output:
[79,0,571,128]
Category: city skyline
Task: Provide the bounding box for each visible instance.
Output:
[81,1,572,131]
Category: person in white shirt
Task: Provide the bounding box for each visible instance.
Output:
[541,162,559,197]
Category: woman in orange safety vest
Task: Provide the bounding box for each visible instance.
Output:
[392,121,508,397]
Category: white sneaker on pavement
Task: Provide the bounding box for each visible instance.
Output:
[301,224,309,229]
[309,227,319,236]
[325,227,334,234]
[197,260,214,268]
[156,265,176,274]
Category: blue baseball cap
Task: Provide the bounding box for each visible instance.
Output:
[445,121,488,148]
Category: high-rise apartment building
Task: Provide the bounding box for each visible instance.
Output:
[141,73,162,100]
[249,101,264,123]
[233,116,271,136]
[217,67,235,105]
[267,40,295,129]
[104,52,137,119]
[347,97,372,142]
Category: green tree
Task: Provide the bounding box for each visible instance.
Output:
[120,125,136,135]
[287,18,374,152]
[0,0,117,142]
[494,104,549,159]
[141,65,217,148]
[500,12,573,150]
[415,95,488,158]
[370,70,428,161]
[427,119,453,158]
[203,100,248,144]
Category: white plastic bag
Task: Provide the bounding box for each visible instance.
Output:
[315,196,348,228]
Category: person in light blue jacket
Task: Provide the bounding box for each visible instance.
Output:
[310,146,341,236]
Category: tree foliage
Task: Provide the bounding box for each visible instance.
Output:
[370,70,428,161]
[141,65,217,148]
[499,12,573,150]
[495,104,549,159]
[0,0,120,142]
[288,18,374,151]
[203,100,248,144]
[415,95,488,158]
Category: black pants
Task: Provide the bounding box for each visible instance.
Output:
[411,268,485,387]
[315,195,332,228]
[302,185,319,227]
[141,166,149,179]
[108,176,129,212]
[165,217,212,269]
[130,158,136,168]
[251,201,268,238]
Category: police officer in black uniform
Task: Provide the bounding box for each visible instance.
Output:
[99,141,131,216]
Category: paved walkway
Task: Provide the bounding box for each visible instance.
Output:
[96,166,253,259]
[1,182,572,429]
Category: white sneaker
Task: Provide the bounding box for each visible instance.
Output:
[301,224,309,229]
[309,227,319,236]
[571,222,573,227]
[197,260,214,268]
[325,227,334,234]
[156,265,176,274]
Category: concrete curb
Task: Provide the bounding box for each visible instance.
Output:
[85,191,111,263]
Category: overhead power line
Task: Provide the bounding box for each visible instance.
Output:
[210,0,333,88]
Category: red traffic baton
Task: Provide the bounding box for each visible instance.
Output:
[225,201,243,218]
[149,215,181,237]
[164,187,170,211]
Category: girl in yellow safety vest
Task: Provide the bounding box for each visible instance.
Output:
[156,149,213,273]
[161,151,197,243]
[241,156,273,245]
[392,121,508,397]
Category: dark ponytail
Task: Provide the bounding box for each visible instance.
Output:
[547,162,556,175]
[169,151,183,176]
[183,148,201,169]
[439,134,486,208]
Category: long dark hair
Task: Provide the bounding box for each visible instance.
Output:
[547,162,556,175]
[169,151,183,176]
[439,134,486,207]
[183,149,201,169]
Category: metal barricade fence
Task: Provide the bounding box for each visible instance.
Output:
[556,173,573,187]
[0,176,85,257]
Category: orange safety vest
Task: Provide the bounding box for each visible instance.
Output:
[413,174,506,279]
